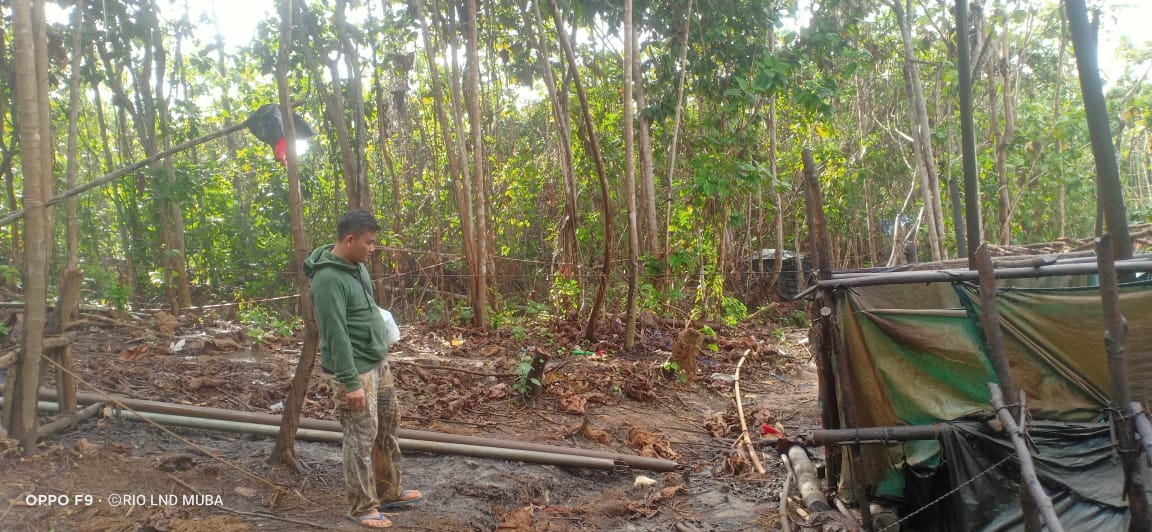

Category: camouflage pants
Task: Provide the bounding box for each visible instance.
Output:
[332,363,403,517]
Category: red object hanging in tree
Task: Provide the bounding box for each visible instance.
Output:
[245,103,316,166]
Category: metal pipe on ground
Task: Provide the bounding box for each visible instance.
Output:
[26,400,622,470]
[808,424,947,445]
[7,386,679,471]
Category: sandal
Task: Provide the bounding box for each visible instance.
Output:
[378,489,423,510]
[345,512,393,529]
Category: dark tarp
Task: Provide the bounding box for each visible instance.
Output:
[936,420,1149,531]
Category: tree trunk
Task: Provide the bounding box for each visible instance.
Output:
[94,1,190,313]
[6,0,52,455]
[892,0,944,261]
[548,0,613,342]
[64,2,83,270]
[270,0,321,473]
[622,0,638,350]
[334,0,373,215]
[442,2,482,323]
[0,26,19,268]
[989,21,1017,246]
[321,54,361,209]
[413,0,476,317]
[632,22,659,258]
[664,0,693,292]
[766,30,786,290]
[1054,12,1067,240]
[91,90,136,300]
[465,0,490,329]
[526,0,581,302]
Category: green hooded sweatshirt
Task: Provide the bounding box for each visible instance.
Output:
[303,244,388,392]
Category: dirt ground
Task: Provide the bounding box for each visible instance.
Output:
[0,306,823,531]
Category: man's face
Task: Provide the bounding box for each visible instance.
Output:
[342,230,378,264]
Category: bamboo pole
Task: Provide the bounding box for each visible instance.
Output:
[987,385,1065,532]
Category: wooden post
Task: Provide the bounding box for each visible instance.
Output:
[46,269,82,415]
[1096,236,1151,528]
[987,385,1065,532]
[803,149,871,529]
[802,150,841,486]
[974,243,1040,530]
[975,245,1018,415]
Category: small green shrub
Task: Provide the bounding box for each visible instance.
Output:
[512,353,545,396]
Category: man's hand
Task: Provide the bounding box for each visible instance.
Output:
[344,388,366,411]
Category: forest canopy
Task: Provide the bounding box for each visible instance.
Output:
[1,0,1151,328]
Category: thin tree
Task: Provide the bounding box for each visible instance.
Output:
[64,1,84,270]
[439,0,483,324]
[93,0,191,312]
[623,0,639,349]
[1066,0,1132,259]
[464,0,490,328]
[631,13,659,258]
[414,0,479,320]
[663,0,693,288]
[547,0,613,341]
[525,0,581,301]
[890,0,946,261]
[270,0,321,473]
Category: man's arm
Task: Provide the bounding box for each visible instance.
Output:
[311,273,361,392]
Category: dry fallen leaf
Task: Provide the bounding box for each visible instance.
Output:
[154,311,179,335]
[648,485,686,503]
[486,383,511,401]
[72,438,98,456]
[582,423,610,444]
[557,393,587,414]
[118,346,151,361]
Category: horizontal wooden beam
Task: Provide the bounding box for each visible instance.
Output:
[808,258,1152,293]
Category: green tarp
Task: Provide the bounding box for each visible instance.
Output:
[831,277,1152,529]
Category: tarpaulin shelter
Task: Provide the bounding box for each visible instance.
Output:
[810,256,1152,530]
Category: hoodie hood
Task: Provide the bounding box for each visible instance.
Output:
[303,244,360,279]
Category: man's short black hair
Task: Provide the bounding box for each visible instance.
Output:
[337,209,380,240]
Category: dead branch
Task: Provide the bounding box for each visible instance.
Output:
[733,350,765,474]
[987,384,1065,532]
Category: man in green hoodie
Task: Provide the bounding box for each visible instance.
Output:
[304,209,422,529]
